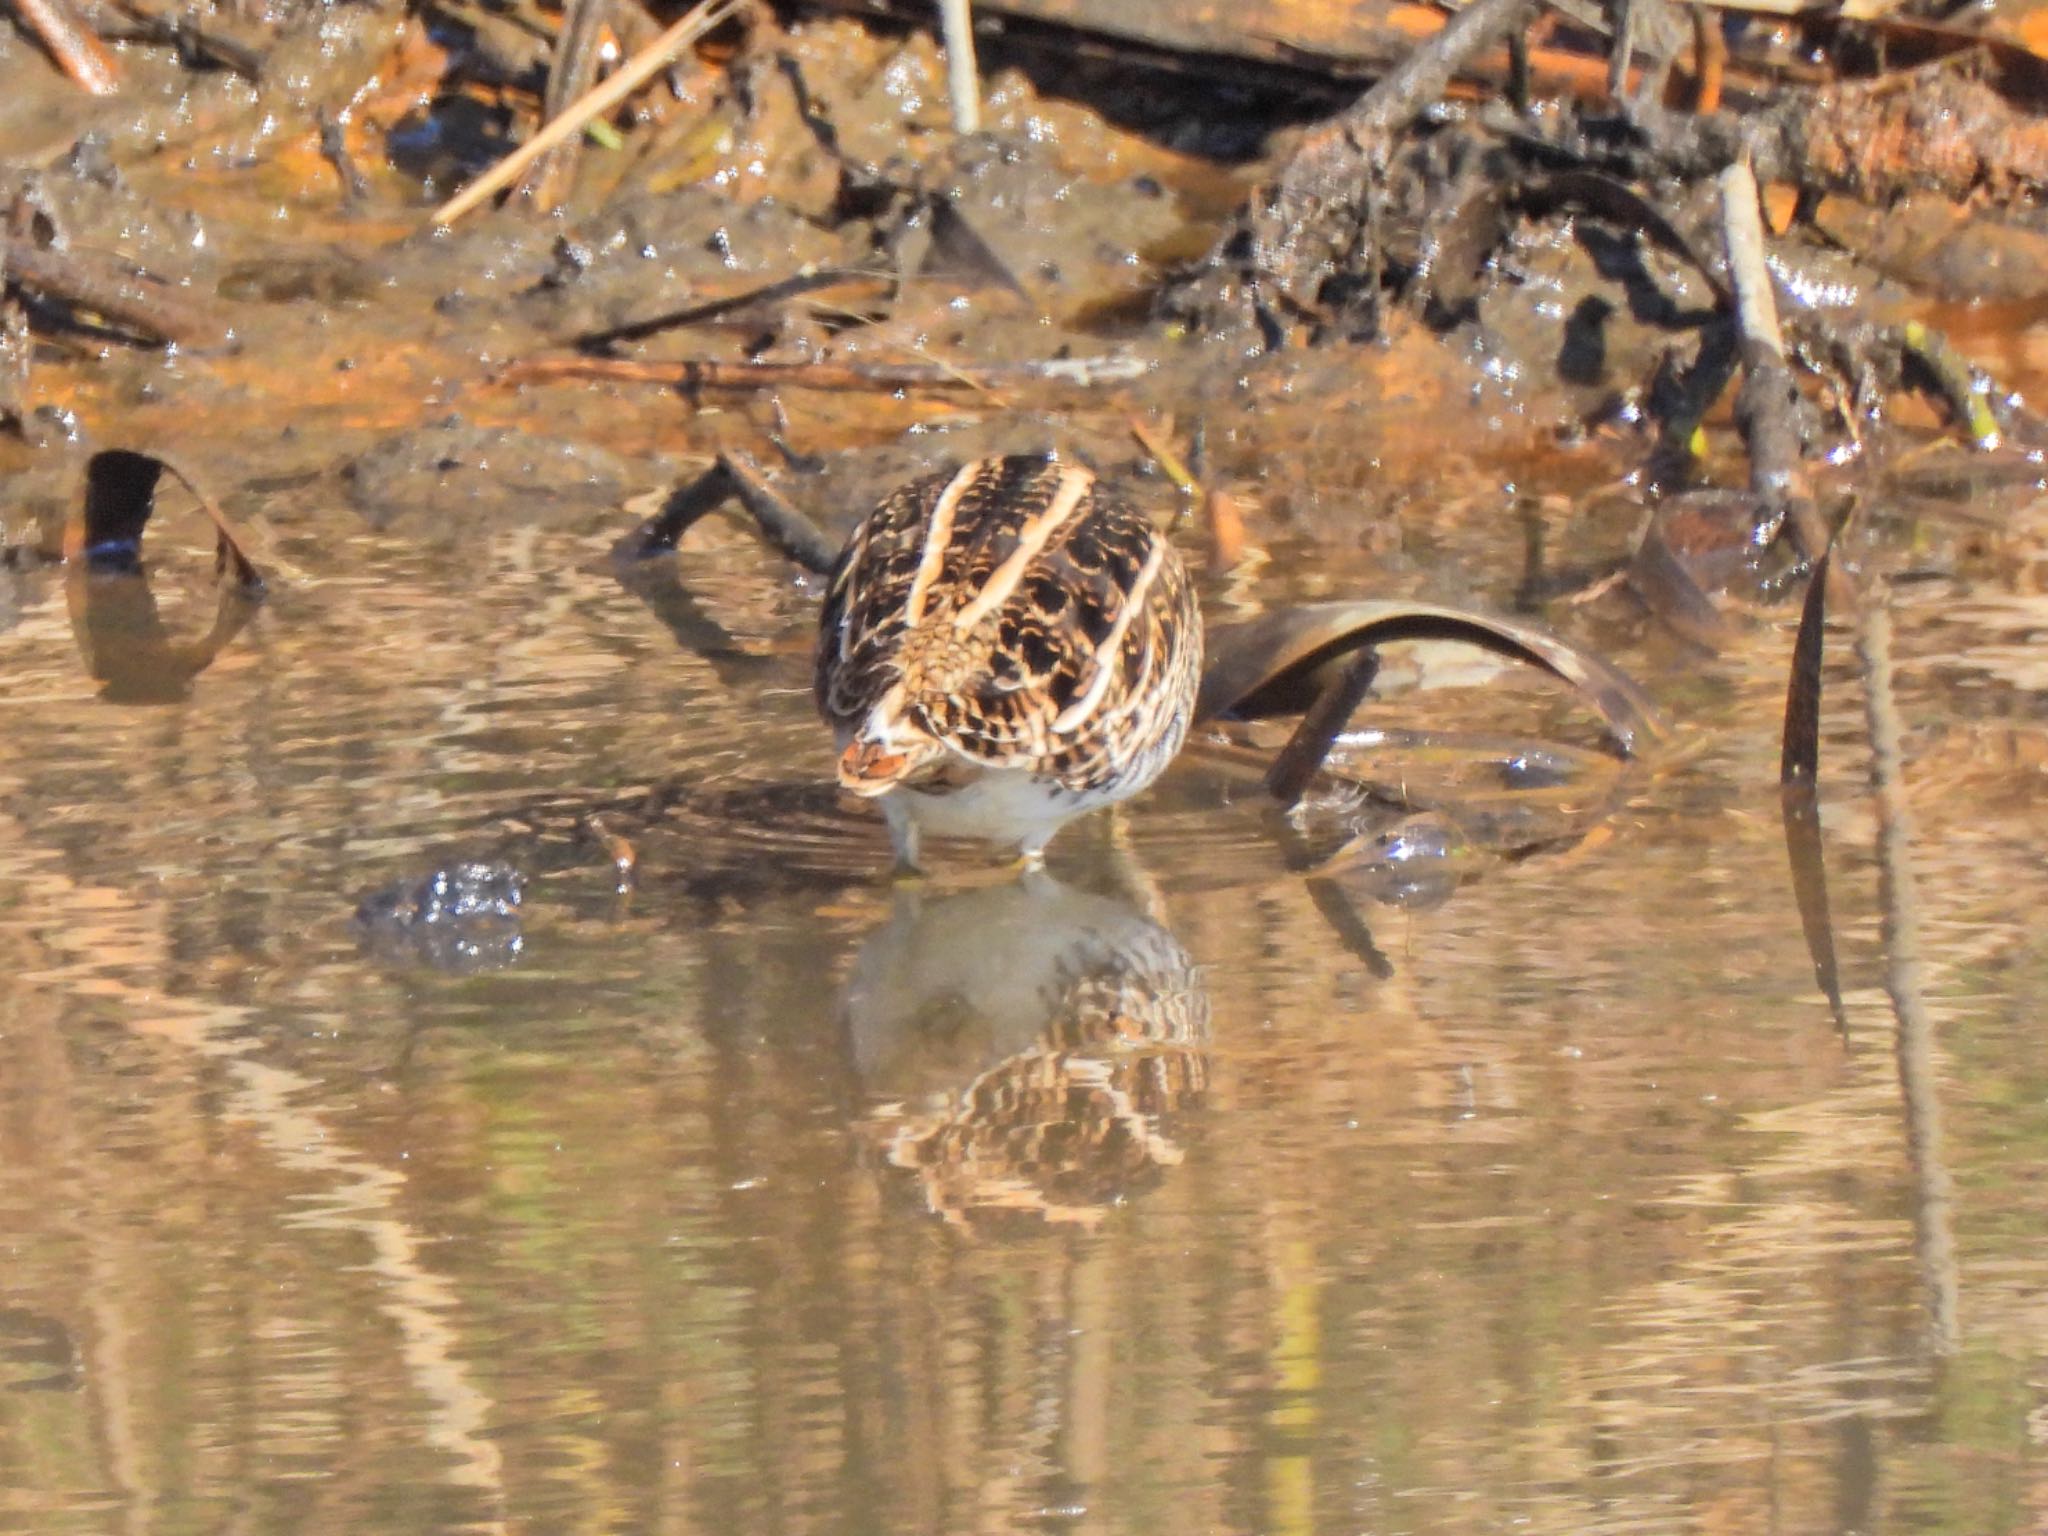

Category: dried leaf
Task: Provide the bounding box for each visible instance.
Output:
[1197,599,1664,760]
[1779,553,1846,1034]
[66,449,267,593]
[1781,548,1829,786]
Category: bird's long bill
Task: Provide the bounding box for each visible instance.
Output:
[837,739,922,796]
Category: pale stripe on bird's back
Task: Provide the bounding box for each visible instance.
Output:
[902,460,982,626]
[948,465,1096,635]
[1051,535,1168,733]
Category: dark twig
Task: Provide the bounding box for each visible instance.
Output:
[1779,549,1845,1035]
[317,110,372,203]
[610,460,738,560]
[1780,548,1829,788]
[570,268,876,352]
[1265,647,1380,809]
[610,455,841,575]
[717,450,840,574]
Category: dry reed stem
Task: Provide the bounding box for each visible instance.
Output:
[14,0,119,94]
[937,0,981,133]
[432,0,749,227]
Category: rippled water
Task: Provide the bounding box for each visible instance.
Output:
[4,459,2047,1536]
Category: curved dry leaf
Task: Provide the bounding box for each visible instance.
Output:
[66,449,267,593]
[57,449,266,703]
[1197,598,1665,757]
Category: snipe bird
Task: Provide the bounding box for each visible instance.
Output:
[815,455,1203,867]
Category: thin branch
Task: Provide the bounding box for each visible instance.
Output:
[431,0,749,227]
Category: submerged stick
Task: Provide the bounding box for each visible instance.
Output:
[1,237,228,347]
[432,0,749,226]
[1858,590,1960,1355]
[937,0,981,134]
[101,0,263,79]
[1264,647,1381,809]
[317,110,371,203]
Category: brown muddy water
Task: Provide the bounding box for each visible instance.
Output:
[7,16,2048,1535]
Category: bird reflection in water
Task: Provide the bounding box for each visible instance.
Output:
[843,870,1208,1228]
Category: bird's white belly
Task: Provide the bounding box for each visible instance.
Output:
[888,767,1111,857]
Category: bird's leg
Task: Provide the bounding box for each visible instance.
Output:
[1009,831,1051,878]
[882,796,924,875]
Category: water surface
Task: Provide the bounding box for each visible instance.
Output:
[3,457,2047,1536]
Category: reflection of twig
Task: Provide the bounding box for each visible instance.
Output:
[236,1059,511,1512]
[83,1217,151,1536]
[1858,589,1960,1355]
[12,837,509,1526]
